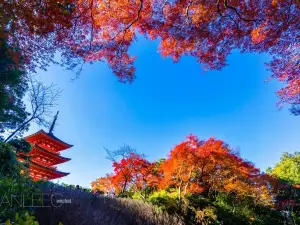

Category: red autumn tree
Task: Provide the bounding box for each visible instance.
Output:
[91,174,115,193]
[0,0,300,114]
[109,151,154,196]
[159,135,274,205]
[3,0,299,112]
[104,145,151,195]
[95,145,161,197]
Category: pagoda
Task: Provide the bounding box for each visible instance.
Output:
[18,112,73,181]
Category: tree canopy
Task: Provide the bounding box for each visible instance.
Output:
[2,0,299,113]
[92,135,293,224]
[267,152,300,185]
[93,135,274,206]
[0,39,29,137]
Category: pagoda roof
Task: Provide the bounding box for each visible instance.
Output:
[25,144,71,165]
[30,161,70,180]
[25,129,73,151]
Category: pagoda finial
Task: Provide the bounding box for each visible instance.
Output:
[49,111,59,134]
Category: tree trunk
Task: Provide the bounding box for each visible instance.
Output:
[178,180,183,206]
[122,179,128,194]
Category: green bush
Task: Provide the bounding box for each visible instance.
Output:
[8,139,31,154]
[132,192,144,200]
[213,192,284,225]
[147,190,179,213]
[5,212,39,225]
[0,142,39,222]
[0,176,40,221]
[0,142,24,179]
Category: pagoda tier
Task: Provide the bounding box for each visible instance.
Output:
[25,129,73,153]
[27,161,69,181]
[19,144,71,167]
[20,112,73,181]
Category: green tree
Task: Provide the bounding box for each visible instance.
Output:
[0,39,29,139]
[0,142,39,222]
[7,139,31,154]
[0,142,24,179]
[267,152,300,185]
[267,152,300,225]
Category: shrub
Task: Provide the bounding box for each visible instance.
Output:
[5,212,39,225]
[147,190,179,214]
[7,139,31,154]
[0,142,24,178]
[213,192,284,225]
[193,206,219,225]
[0,176,40,221]
[0,142,38,222]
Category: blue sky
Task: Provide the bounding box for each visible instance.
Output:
[25,36,300,188]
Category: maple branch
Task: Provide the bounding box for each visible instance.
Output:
[71,0,95,34]
[217,0,224,18]
[224,0,257,22]
[123,0,143,35]
[162,0,168,12]
[89,0,95,51]
[185,1,194,24]
[115,0,143,57]
[217,0,239,31]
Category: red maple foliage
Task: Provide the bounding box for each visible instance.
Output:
[110,152,154,195]
[91,174,115,193]
[159,135,273,205]
[2,0,299,109]
[92,135,274,205]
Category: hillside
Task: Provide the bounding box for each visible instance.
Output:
[34,183,184,225]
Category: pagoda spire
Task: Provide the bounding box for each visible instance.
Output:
[49,111,59,134]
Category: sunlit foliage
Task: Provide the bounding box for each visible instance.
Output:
[2,0,299,111]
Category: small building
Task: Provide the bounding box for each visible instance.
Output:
[18,112,72,181]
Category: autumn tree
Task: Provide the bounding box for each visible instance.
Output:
[91,174,115,194]
[111,152,155,197]
[2,0,299,113]
[92,145,159,198]
[160,135,273,205]
[105,145,151,195]
[95,136,274,208]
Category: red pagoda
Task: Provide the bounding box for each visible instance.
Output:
[18,112,72,181]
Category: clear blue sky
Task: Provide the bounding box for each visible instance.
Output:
[25,36,300,188]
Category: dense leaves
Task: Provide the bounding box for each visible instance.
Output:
[159,135,273,205]
[267,152,300,223]
[0,142,26,178]
[0,40,29,137]
[267,152,300,185]
[1,0,299,111]
[93,136,275,203]
[8,139,32,154]
[92,135,283,224]
[0,142,39,222]
[4,212,40,225]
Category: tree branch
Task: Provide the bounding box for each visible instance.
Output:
[224,0,257,22]
[185,1,194,24]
